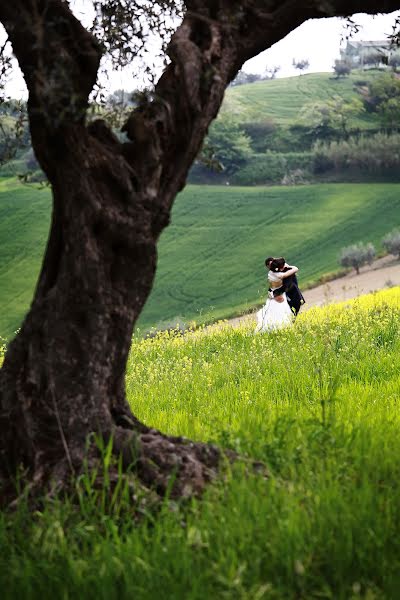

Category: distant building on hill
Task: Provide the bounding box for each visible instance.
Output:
[340,40,392,68]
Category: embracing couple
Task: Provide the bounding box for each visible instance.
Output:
[255,256,305,333]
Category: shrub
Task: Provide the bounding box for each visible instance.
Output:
[281,169,308,185]
[232,152,313,185]
[382,229,400,259]
[353,79,369,87]
[206,118,252,174]
[333,60,351,78]
[312,132,400,175]
[363,73,400,113]
[301,96,364,138]
[243,124,312,154]
[339,242,376,274]
[242,119,277,151]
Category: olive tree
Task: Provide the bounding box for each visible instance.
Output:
[382,229,400,259]
[1,0,399,502]
[339,242,376,274]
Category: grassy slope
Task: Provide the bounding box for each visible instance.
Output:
[2,288,400,598]
[1,177,400,337]
[222,70,378,128]
[138,182,400,330]
[0,178,51,338]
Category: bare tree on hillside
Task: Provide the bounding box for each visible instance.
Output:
[1,0,400,504]
[292,57,310,75]
[265,65,281,80]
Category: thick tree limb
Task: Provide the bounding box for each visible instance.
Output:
[0,0,102,174]
[0,0,101,114]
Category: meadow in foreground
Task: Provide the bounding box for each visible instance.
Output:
[1,288,400,599]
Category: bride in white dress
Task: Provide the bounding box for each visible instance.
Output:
[255,258,299,333]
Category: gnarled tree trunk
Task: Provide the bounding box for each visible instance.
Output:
[0,118,223,497]
[0,0,399,501]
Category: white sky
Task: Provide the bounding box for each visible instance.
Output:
[247,11,400,78]
[3,9,400,98]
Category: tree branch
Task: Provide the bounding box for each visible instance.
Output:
[0,1,102,130]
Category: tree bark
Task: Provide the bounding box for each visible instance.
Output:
[0,122,221,498]
[1,0,400,501]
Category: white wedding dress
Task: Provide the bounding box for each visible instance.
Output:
[255,292,294,333]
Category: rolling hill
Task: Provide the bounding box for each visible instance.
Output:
[221,70,379,129]
[1,177,399,338]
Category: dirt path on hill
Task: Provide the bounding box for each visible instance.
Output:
[226,255,400,328]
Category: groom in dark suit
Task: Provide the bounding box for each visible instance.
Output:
[266,256,305,317]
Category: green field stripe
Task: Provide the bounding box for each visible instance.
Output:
[1,179,400,337]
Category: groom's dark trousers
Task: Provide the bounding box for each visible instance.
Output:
[282,271,305,317]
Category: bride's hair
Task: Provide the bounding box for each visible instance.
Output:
[269,257,285,272]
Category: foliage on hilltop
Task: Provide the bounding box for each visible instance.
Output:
[189,71,400,185]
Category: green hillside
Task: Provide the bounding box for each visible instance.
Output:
[0,178,51,338]
[138,182,400,329]
[2,177,399,338]
[222,70,378,128]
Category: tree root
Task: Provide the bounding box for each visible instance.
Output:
[115,427,225,498]
[0,411,270,510]
[0,426,232,508]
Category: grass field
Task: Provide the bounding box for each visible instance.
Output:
[222,71,379,128]
[2,287,400,598]
[1,177,400,338]
[0,178,51,338]
[138,182,400,330]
